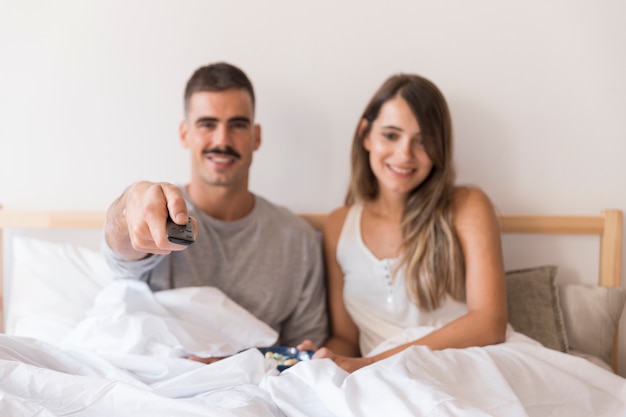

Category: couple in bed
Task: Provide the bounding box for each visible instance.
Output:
[103,61,506,373]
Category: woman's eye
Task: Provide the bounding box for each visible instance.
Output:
[382,132,397,140]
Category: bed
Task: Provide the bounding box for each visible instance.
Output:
[0,208,625,417]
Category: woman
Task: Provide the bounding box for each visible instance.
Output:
[310,73,508,373]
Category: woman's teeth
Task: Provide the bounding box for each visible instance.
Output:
[389,165,414,175]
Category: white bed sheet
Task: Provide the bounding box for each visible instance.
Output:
[1,280,284,416]
[267,329,626,417]
[1,281,625,417]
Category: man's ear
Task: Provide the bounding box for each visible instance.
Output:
[253,124,262,151]
[358,118,371,151]
[179,120,189,148]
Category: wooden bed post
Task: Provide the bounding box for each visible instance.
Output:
[599,209,623,288]
[600,210,623,373]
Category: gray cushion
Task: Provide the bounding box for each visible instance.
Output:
[506,265,568,352]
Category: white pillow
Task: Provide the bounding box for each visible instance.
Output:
[6,237,112,344]
[558,283,626,366]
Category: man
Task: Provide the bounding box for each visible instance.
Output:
[103,62,328,352]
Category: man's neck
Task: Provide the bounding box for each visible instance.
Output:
[186,182,255,222]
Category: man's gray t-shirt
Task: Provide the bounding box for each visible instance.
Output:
[103,193,328,347]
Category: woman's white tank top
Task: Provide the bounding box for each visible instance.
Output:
[336,203,467,355]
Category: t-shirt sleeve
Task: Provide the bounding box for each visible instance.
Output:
[100,236,165,280]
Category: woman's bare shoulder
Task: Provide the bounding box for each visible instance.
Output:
[451,185,498,225]
[452,185,494,208]
[323,206,352,239]
[325,206,351,228]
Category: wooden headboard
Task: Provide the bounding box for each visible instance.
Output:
[0,208,623,370]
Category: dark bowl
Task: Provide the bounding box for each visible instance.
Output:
[256,346,314,371]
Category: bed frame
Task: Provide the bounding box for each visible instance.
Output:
[0,208,623,371]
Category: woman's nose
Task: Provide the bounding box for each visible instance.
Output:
[396,137,413,159]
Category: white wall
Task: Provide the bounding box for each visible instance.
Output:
[1,1,625,375]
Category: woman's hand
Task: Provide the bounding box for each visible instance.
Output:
[296,339,317,352]
[314,347,374,373]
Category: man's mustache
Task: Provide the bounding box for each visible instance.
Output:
[202,147,241,159]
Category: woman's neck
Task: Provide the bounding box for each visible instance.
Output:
[366,191,407,222]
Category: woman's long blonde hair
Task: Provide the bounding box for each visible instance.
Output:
[345,74,465,310]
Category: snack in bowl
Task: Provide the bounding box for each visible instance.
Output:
[257,346,314,371]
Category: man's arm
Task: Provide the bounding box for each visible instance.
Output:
[279,230,329,348]
[105,181,196,261]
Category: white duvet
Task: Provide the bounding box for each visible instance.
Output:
[1,280,625,417]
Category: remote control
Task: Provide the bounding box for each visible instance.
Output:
[166,216,195,246]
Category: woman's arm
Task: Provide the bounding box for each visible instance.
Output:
[315,206,362,358]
